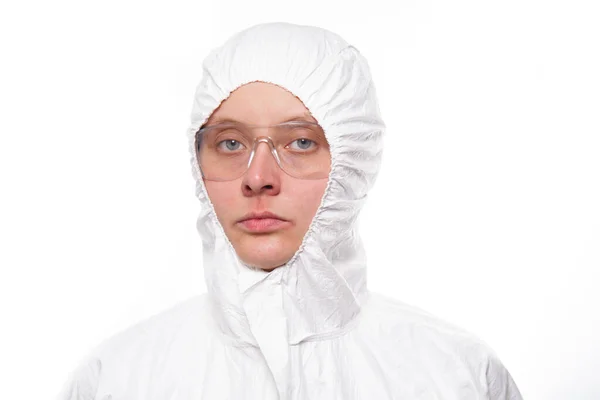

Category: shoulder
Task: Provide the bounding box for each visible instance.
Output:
[91,293,212,358]
[56,294,213,400]
[362,292,523,399]
[363,291,486,343]
[363,291,490,364]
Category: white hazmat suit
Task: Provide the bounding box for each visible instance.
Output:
[57,22,523,400]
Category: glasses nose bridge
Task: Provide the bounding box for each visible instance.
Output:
[247,135,282,169]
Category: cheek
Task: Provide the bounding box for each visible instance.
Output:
[288,180,328,226]
[204,181,239,223]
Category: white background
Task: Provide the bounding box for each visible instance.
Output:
[1,0,598,399]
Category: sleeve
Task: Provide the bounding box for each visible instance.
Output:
[55,355,103,400]
[485,350,524,400]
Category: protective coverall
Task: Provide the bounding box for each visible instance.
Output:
[57,22,523,400]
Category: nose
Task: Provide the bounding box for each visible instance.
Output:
[241,141,281,196]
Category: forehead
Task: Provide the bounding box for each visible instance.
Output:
[206,81,318,125]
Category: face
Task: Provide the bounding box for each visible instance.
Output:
[200,81,330,272]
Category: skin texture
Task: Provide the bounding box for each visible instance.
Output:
[201,81,330,272]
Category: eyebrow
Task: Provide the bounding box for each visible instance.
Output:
[208,112,317,125]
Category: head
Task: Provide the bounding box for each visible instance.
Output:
[199,81,330,272]
[188,22,385,342]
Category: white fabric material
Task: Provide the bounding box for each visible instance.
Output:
[57,22,523,400]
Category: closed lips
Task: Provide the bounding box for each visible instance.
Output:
[238,211,286,222]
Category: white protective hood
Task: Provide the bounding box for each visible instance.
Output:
[57,21,523,400]
[187,21,384,380]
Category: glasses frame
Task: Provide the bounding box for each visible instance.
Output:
[194,120,329,181]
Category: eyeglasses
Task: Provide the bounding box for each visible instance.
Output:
[195,120,331,181]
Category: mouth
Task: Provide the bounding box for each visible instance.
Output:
[237,211,290,233]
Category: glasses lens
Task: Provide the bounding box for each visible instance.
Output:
[196,123,252,181]
[196,122,330,181]
[275,123,330,179]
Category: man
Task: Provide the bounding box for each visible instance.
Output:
[58,22,523,399]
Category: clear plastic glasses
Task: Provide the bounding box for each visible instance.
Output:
[195,121,331,181]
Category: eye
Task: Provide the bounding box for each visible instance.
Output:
[288,138,316,151]
[217,139,246,152]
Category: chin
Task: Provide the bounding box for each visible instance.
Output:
[237,239,296,271]
[226,227,302,270]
